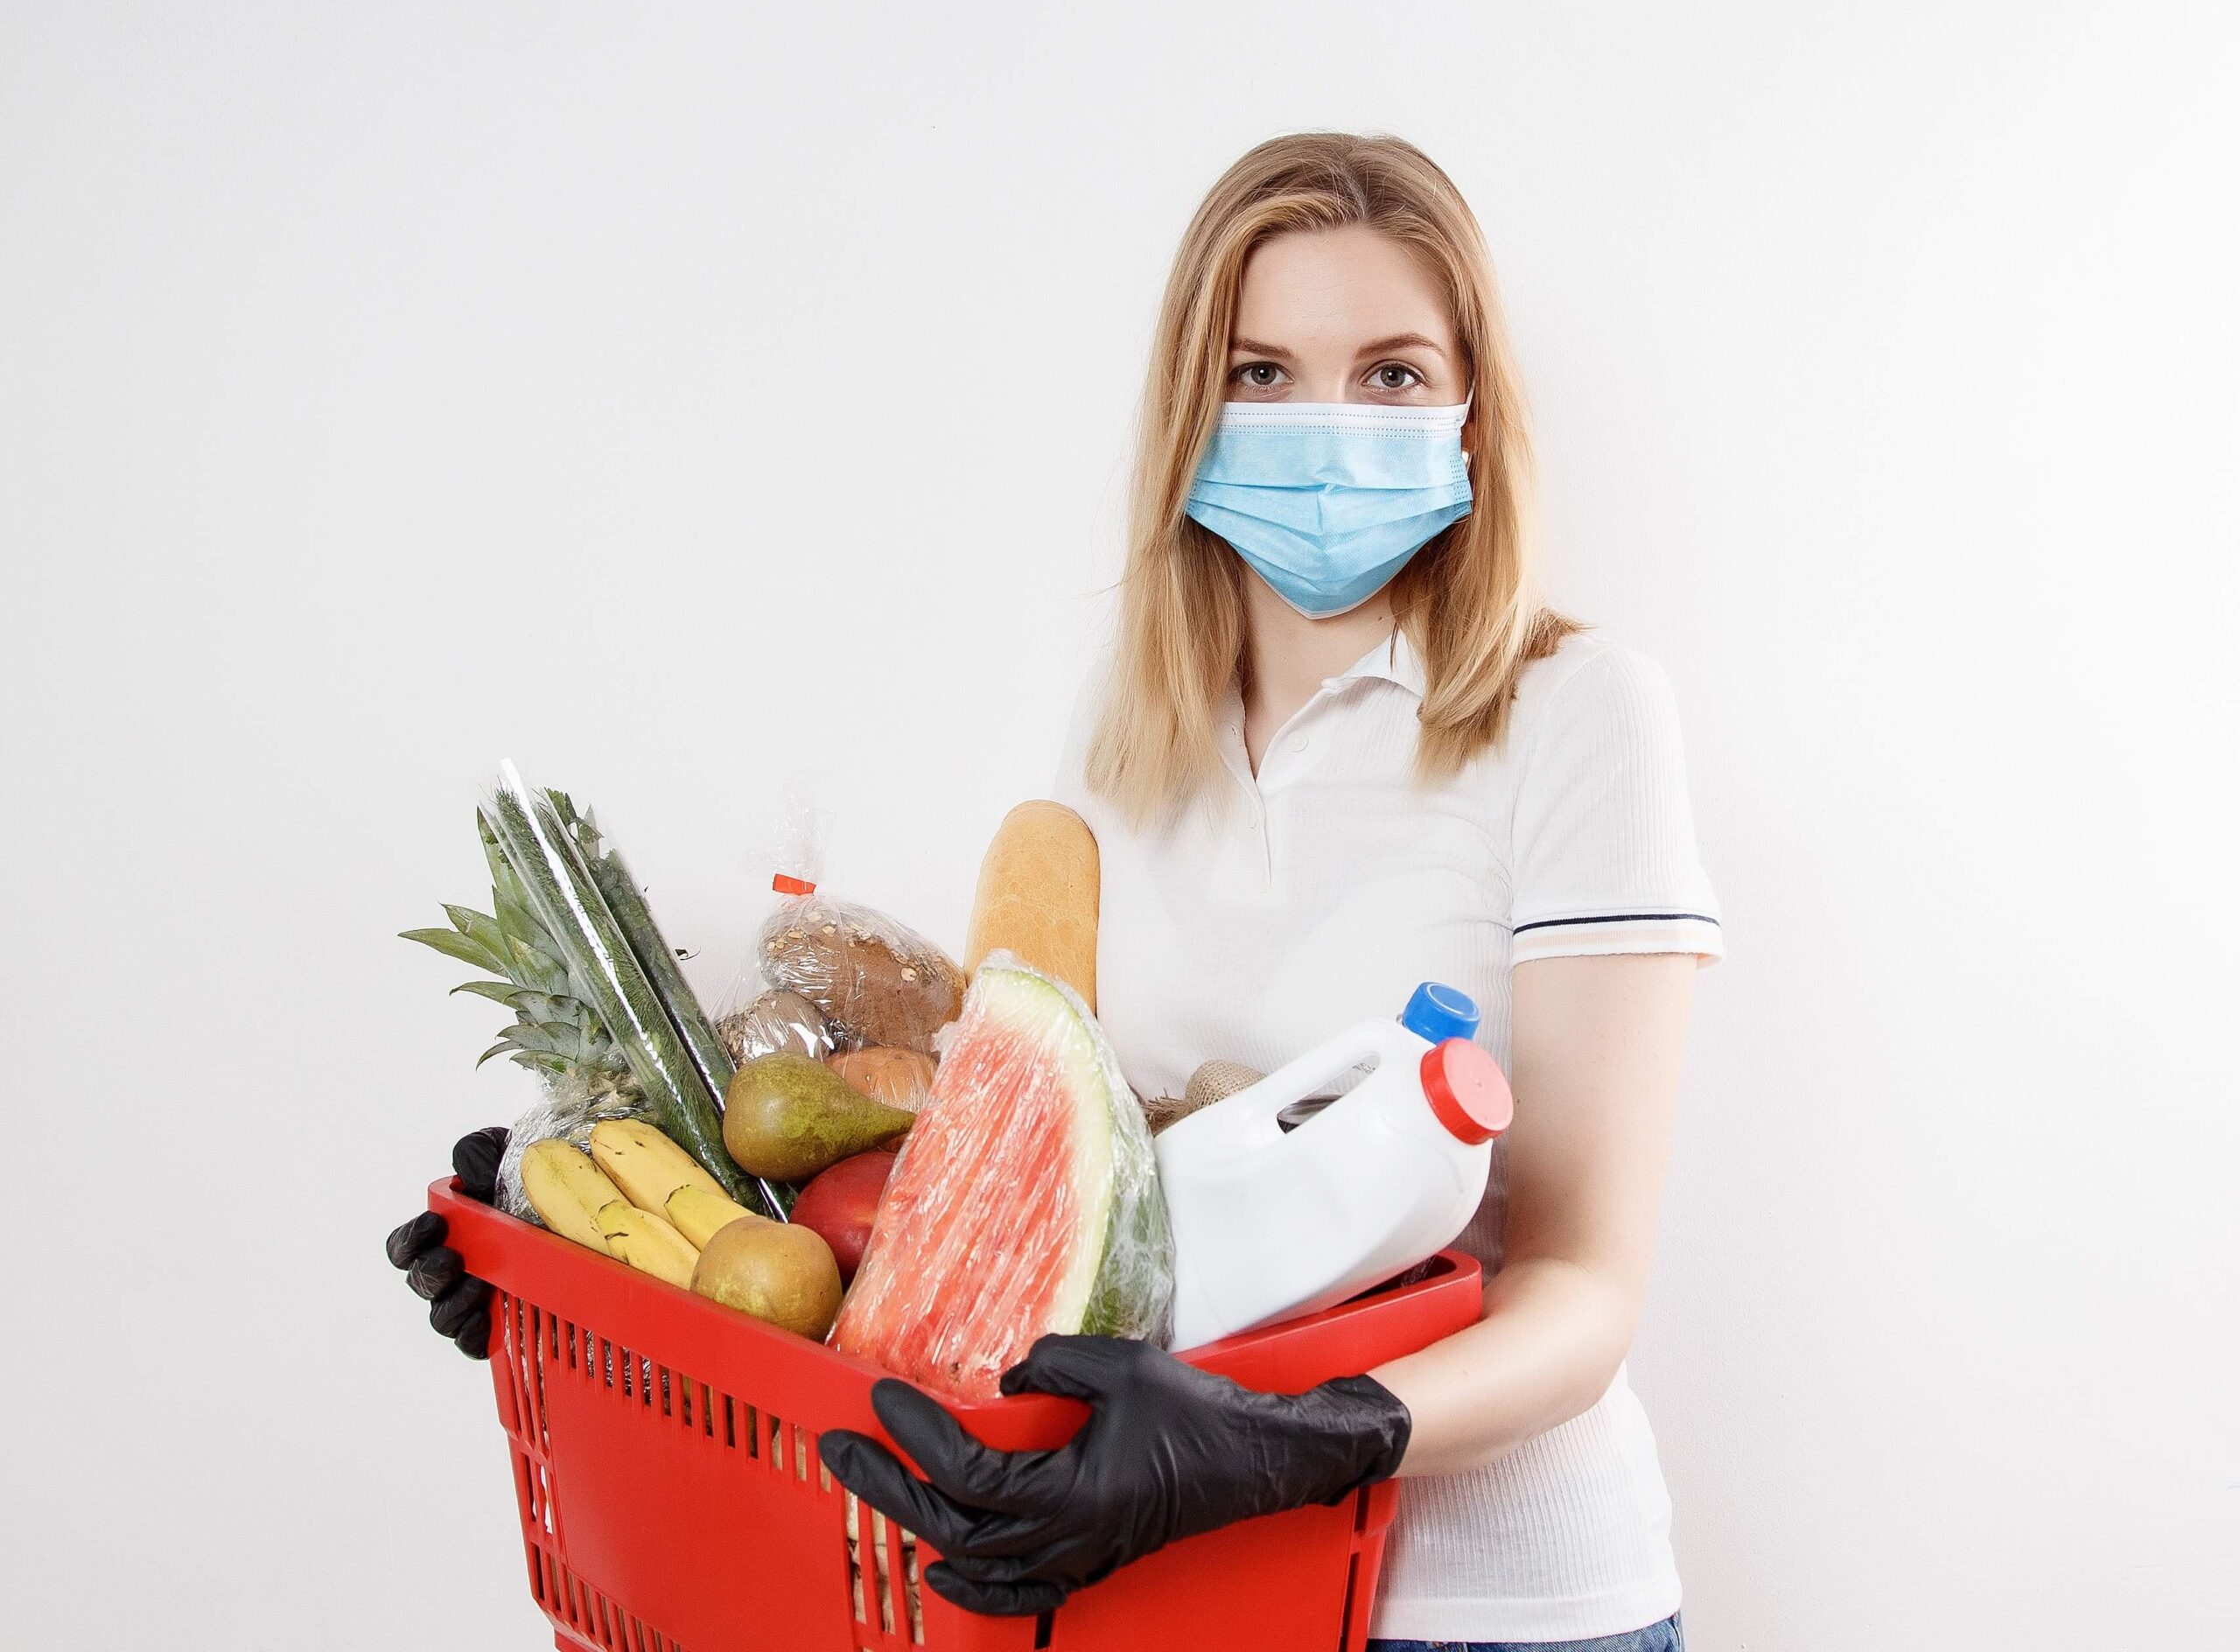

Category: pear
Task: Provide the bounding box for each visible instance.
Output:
[692,1217,844,1340]
[724,1051,915,1181]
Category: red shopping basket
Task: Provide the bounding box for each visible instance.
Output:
[433,1179,1481,1652]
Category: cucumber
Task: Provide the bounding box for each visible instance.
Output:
[544,789,791,1220]
[480,769,763,1213]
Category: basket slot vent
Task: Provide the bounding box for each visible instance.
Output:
[870,1508,896,1636]
[844,1491,867,1623]
[904,1530,925,1644]
[1032,1606,1054,1648]
[794,1422,810,1480]
[766,1410,784,1470]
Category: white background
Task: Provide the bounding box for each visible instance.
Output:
[6,4,2236,1647]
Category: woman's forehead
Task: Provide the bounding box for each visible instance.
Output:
[1232,226,1454,354]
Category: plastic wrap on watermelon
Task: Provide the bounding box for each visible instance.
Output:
[750,779,966,1054]
[830,952,1174,1398]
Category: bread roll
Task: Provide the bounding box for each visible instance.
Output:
[964,801,1100,1010]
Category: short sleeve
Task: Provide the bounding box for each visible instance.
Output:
[1508,644,1725,968]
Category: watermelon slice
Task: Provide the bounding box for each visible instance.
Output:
[830,953,1172,1397]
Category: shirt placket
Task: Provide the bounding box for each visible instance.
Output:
[1223,682,1340,891]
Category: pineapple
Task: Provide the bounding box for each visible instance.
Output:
[402,816,638,1096]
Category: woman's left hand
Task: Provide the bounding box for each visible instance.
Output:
[817,1334,1411,1617]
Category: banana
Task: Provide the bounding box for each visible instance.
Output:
[666,1184,769,1249]
[520,1139,628,1252]
[589,1118,730,1213]
[592,1200,701,1289]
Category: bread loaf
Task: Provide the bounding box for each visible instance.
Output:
[964,801,1100,1010]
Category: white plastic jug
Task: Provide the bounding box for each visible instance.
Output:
[1156,984,1515,1351]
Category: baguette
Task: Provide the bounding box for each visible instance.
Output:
[964,801,1100,1010]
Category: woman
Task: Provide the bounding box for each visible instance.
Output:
[392,133,1719,1652]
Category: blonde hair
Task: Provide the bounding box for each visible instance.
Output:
[1087,131,1582,828]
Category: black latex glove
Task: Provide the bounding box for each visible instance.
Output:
[385,1126,508,1360]
[817,1334,1411,1617]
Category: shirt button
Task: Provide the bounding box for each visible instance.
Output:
[1288,732,1310,752]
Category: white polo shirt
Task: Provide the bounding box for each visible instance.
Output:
[1052,625,1723,1643]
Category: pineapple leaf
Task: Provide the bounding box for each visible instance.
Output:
[474,1038,516,1068]
[443,904,509,961]
[490,884,543,955]
[449,979,523,1008]
[503,1023,571,1056]
[402,927,506,972]
[507,935,571,997]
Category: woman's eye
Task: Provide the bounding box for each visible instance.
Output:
[1233,362,1284,388]
[1372,362,1424,391]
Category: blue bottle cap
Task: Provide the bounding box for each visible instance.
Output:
[1400,981,1480,1046]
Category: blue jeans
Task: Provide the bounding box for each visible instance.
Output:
[1368,1611,1684,1652]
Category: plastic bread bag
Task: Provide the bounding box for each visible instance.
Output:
[749,774,967,1055]
[830,952,1174,1398]
[716,987,836,1067]
[494,1069,652,1225]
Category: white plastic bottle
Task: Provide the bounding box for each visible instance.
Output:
[1155,984,1514,1351]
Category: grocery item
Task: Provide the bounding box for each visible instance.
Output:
[518,1138,630,1252]
[587,1119,729,1214]
[1142,1057,1265,1135]
[963,800,1100,1009]
[760,896,966,1054]
[403,815,654,1223]
[786,1148,898,1284]
[402,816,639,1090]
[723,1051,915,1182]
[1154,982,1510,1349]
[480,764,782,1218]
[492,1070,650,1226]
[664,1184,769,1248]
[825,1046,935,1112]
[751,780,966,1054]
[717,988,834,1067]
[830,954,1173,1399]
[592,1200,701,1289]
[692,1218,844,1340]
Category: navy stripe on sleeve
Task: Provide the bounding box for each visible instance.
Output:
[1513,912,1722,934]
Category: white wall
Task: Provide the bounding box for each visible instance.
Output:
[6,4,2234,1646]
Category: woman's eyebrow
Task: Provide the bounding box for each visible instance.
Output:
[1354,332,1448,360]
[1227,332,1451,360]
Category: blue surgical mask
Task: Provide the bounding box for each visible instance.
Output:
[1184,399,1473,619]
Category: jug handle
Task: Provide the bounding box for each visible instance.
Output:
[1219,1021,1414,1141]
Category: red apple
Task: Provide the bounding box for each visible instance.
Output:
[789,1148,899,1284]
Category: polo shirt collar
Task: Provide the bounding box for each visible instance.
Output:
[1333,627,1428,699]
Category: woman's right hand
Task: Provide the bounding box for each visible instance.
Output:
[386,1126,508,1360]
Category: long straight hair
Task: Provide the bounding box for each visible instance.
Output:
[1087,131,1581,829]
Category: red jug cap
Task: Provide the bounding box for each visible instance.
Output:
[1420,1039,1513,1144]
